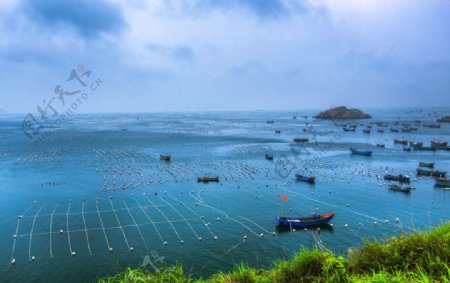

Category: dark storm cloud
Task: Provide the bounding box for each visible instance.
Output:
[22,0,125,38]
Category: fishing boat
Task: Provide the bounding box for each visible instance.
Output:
[350,148,372,156]
[431,140,448,148]
[429,124,441,128]
[390,128,399,133]
[276,212,335,228]
[295,173,315,184]
[293,138,309,143]
[410,142,423,149]
[376,144,385,148]
[416,168,447,178]
[377,129,384,133]
[434,177,450,187]
[389,185,412,193]
[419,162,434,168]
[394,139,408,145]
[363,129,370,134]
[437,116,450,123]
[160,155,171,162]
[343,127,355,132]
[274,130,281,134]
[265,154,273,161]
[197,176,219,183]
[403,147,412,152]
[384,174,410,183]
[415,146,436,151]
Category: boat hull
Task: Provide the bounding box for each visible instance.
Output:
[276,212,335,228]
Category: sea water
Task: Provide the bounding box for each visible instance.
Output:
[0,108,449,282]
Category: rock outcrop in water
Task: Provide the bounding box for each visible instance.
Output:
[314,106,371,119]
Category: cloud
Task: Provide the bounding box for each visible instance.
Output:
[146,43,194,62]
[22,0,125,38]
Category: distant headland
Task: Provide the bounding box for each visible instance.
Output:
[314,106,371,119]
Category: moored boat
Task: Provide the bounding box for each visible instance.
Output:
[434,177,450,187]
[416,168,447,178]
[197,176,219,183]
[265,154,273,161]
[293,138,309,143]
[276,212,335,228]
[295,173,315,184]
[376,144,385,148]
[350,148,372,156]
[431,140,448,149]
[160,155,171,162]
[403,147,411,152]
[389,185,412,193]
[394,139,408,145]
[384,174,410,183]
[419,162,434,168]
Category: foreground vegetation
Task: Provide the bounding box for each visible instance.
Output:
[100,222,450,282]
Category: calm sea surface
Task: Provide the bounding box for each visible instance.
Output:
[0,108,449,282]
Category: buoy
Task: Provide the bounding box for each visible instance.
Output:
[60,229,64,234]
[31,256,35,261]
[198,237,202,241]
[243,235,247,239]
[180,240,184,244]
[11,259,15,265]
[108,247,113,253]
[71,251,76,256]
[130,247,134,252]
[374,221,378,225]
[163,241,168,246]
[346,203,350,207]
[384,220,389,224]
[344,224,349,228]
[396,217,400,223]
[272,232,276,236]
[13,234,16,239]
[293,229,296,232]
[260,233,264,237]
[214,236,218,240]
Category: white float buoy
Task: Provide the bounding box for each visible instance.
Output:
[163,241,168,246]
[180,240,184,244]
[108,247,113,253]
[272,232,276,236]
[243,235,247,239]
[71,251,76,256]
[11,259,15,265]
[31,256,35,261]
[214,236,218,240]
[198,237,202,241]
[344,224,349,228]
[60,229,64,234]
[130,247,134,252]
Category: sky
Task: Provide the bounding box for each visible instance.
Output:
[0,0,449,114]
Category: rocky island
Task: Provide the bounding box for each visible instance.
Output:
[314,106,371,119]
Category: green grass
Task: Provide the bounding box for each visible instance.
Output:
[99,222,450,283]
